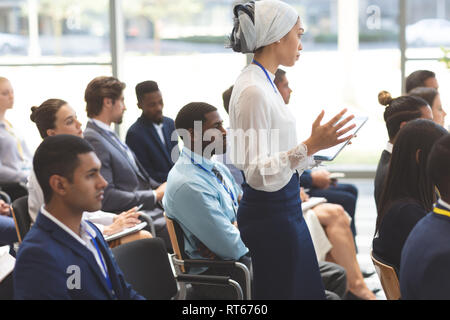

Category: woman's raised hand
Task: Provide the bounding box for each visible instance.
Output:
[303,109,356,156]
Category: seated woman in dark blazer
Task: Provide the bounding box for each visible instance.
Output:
[372,119,447,273]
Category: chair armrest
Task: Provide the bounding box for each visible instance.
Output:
[176,274,243,300]
[138,212,156,237]
[176,274,231,285]
[172,256,238,268]
[172,257,251,300]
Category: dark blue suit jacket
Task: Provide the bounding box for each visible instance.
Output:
[13,212,145,300]
[400,203,450,299]
[126,115,179,183]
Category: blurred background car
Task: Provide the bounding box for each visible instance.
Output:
[406,18,450,46]
[0,32,27,54]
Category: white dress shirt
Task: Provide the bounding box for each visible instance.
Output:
[39,205,109,277]
[229,64,314,192]
[385,142,393,154]
[153,122,166,146]
[438,199,450,210]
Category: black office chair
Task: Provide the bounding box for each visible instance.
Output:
[165,213,251,300]
[0,183,27,202]
[10,195,30,243]
[112,238,243,300]
[0,273,13,300]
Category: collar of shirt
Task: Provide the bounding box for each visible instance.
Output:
[385,142,393,154]
[153,122,163,129]
[89,118,115,134]
[438,199,450,211]
[249,63,276,86]
[40,205,108,277]
[153,122,166,145]
[39,205,98,247]
[181,146,215,172]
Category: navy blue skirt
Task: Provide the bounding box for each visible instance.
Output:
[238,173,326,300]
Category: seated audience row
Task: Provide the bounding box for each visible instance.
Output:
[373,69,447,280]
[28,99,152,247]
[2,65,446,300]
[373,119,447,273]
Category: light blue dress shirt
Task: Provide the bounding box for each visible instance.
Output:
[163,147,248,272]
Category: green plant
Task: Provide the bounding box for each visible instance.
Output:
[439,47,450,69]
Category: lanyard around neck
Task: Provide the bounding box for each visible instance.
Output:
[252,59,277,93]
[183,151,238,213]
[85,228,116,298]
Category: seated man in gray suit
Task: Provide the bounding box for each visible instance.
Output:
[83,76,170,250]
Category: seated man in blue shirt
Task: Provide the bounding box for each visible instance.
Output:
[163,102,249,299]
[400,134,450,299]
[163,102,348,300]
[13,135,145,300]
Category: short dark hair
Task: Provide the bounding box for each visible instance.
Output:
[427,134,450,197]
[85,76,126,118]
[378,91,429,141]
[175,102,217,140]
[406,70,436,93]
[135,80,159,104]
[33,135,94,204]
[408,87,439,108]
[274,68,286,85]
[30,99,68,139]
[222,85,233,114]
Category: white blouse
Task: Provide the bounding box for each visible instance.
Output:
[229,64,314,192]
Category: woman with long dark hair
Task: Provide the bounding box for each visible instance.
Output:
[372,119,447,273]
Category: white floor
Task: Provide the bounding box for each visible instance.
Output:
[344,178,386,300]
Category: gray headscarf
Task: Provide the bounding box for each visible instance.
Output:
[230,0,299,53]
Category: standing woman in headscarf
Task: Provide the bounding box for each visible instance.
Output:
[228,0,356,299]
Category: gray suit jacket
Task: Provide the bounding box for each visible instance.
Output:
[84,121,160,213]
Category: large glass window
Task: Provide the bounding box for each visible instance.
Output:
[120,0,246,138]
[0,0,110,153]
[1,0,447,166]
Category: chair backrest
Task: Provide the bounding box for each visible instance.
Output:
[164,213,188,272]
[0,190,11,204]
[0,273,14,300]
[10,195,30,243]
[371,251,401,300]
[112,237,178,300]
